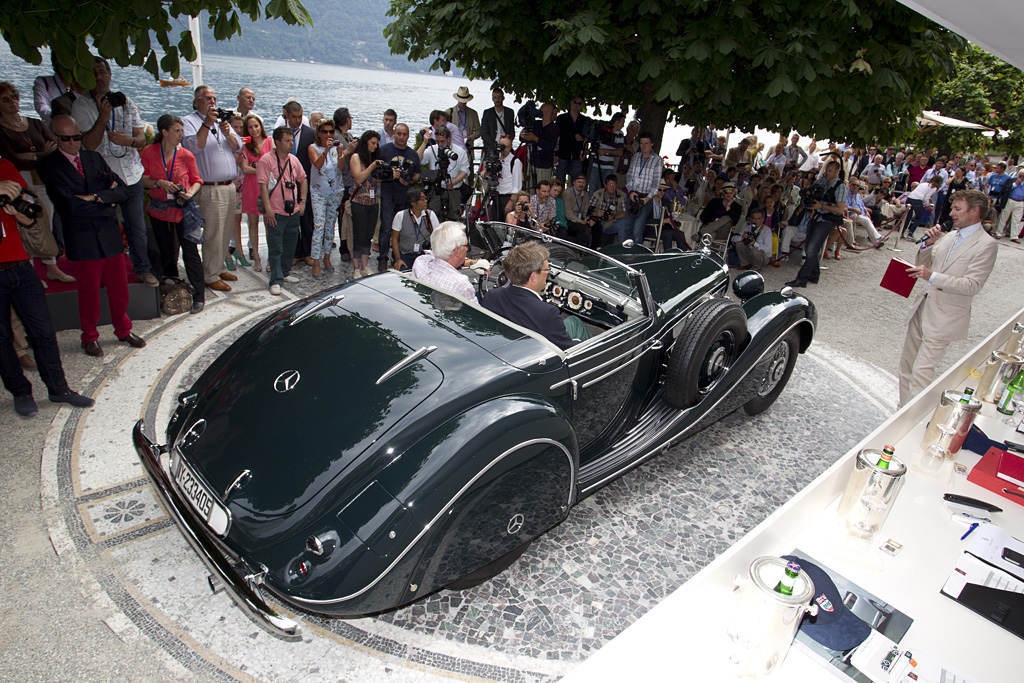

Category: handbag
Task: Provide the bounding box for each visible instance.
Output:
[19,218,59,258]
[159,277,193,315]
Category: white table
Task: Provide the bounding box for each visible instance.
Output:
[561,307,1024,683]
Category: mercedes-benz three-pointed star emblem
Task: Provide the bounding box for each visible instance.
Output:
[274,370,301,393]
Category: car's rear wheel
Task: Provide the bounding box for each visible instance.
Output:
[743,331,799,415]
[446,540,532,591]
[665,298,747,409]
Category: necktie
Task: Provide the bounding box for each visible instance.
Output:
[942,230,963,268]
[74,156,84,177]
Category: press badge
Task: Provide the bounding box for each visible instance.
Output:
[414,242,422,253]
[367,189,375,199]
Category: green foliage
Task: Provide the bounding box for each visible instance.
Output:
[919,44,1024,156]
[385,0,962,147]
[0,0,312,88]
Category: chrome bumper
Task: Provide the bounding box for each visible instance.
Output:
[132,419,301,640]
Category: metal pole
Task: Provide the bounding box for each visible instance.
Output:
[189,14,204,87]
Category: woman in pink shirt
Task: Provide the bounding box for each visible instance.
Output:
[140,114,204,312]
[241,115,267,271]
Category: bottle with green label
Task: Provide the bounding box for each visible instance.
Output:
[774,561,801,596]
[996,371,1024,415]
[876,445,895,469]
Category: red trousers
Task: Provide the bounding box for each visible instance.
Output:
[72,256,132,343]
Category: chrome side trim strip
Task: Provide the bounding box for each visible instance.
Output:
[580,339,663,389]
[289,294,344,326]
[375,346,438,385]
[291,437,575,606]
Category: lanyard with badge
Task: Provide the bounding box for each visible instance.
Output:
[160,144,177,192]
[413,212,429,252]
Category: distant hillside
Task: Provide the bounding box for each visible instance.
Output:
[199,0,436,73]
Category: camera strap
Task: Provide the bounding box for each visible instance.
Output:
[275,154,296,204]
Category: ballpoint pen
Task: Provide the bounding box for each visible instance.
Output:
[961,522,980,541]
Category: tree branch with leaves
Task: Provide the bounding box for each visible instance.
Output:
[1,0,312,89]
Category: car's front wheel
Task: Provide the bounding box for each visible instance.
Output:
[665,298,747,409]
[743,331,799,415]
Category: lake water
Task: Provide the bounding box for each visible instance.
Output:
[1,40,791,161]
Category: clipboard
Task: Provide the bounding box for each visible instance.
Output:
[880,257,917,298]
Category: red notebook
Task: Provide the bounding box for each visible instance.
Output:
[968,447,1024,506]
[880,257,917,298]
[998,450,1024,488]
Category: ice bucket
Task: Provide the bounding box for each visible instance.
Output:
[975,351,1024,403]
[837,449,907,541]
[727,556,817,678]
[920,390,982,457]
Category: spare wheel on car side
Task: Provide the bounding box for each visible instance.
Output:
[665,297,747,409]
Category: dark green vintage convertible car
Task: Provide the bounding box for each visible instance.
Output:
[133,224,815,640]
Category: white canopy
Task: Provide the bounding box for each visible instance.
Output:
[897,0,1024,71]
[916,110,996,132]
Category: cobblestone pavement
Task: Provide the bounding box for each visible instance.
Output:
[2,232,1022,683]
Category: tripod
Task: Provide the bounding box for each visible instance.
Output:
[584,140,610,192]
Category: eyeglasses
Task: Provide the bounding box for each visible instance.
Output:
[56,133,84,142]
[321,128,335,134]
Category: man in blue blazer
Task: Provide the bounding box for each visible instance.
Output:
[39,115,145,357]
[481,241,590,350]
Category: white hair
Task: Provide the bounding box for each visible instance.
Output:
[431,221,468,261]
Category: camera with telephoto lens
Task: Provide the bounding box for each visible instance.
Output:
[799,184,826,209]
[103,91,127,107]
[587,205,612,223]
[742,231,756,246]
[172,189,190,208]
[593,122,616,146]
[0,188,42,219]
[370,160,393,181]
[517,101,542,131]
[214,107,237,123]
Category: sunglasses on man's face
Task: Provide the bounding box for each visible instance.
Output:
[56,133,84,142]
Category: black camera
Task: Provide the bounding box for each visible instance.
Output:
[370,161,394,181]
[483,143,502,176]
[742,231,756,245]
[799,184,826,209]
[0,189,42,219]
[516,101,542,131]
[214,107,237,123]
[593,122,616,146]
[172,189,190,208]
[628,192,648,216]
[103,91,127,107]
[517,201,528,211]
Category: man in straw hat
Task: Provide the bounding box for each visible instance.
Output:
[446,86,480,164]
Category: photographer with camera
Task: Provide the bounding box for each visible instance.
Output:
[613,132,663,244]
[519,102,558,187]
[483,135,522,220]
[590,175,627,248]
[378,123,421,272]
[1,157,95,417]
[257,127,307,296]
[499,191,529,226]
[140,114,204,314]
[785,159,847,289]
[72,57,157,288]
[183,85,243,292]
[586,112,626,193]
[733,207,772,270]
[563,174,594,246]
[417,126,468,220]
[391,188,439,271]
[529,180,559,236]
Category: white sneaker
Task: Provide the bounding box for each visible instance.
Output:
[361,267,375,277]
[269,284,282,295]
[283,275,300,283]
[352,269,363,280]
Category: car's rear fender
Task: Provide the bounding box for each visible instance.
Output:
[265,396,578,614]
[742,291,816,355]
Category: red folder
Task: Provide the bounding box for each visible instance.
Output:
[968,447,1024,506]
[880,257,917,298]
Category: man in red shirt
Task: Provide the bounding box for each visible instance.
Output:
[1,158,94,417]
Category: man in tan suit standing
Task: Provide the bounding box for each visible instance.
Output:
[899,189,998,405]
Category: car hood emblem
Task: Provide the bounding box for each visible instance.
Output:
[274,370,301,393]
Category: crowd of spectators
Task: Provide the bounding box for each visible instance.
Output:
[4,53,1024,416]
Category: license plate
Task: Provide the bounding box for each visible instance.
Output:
[175,455,214,521]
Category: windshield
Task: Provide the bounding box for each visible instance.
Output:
[478,222,640,301]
